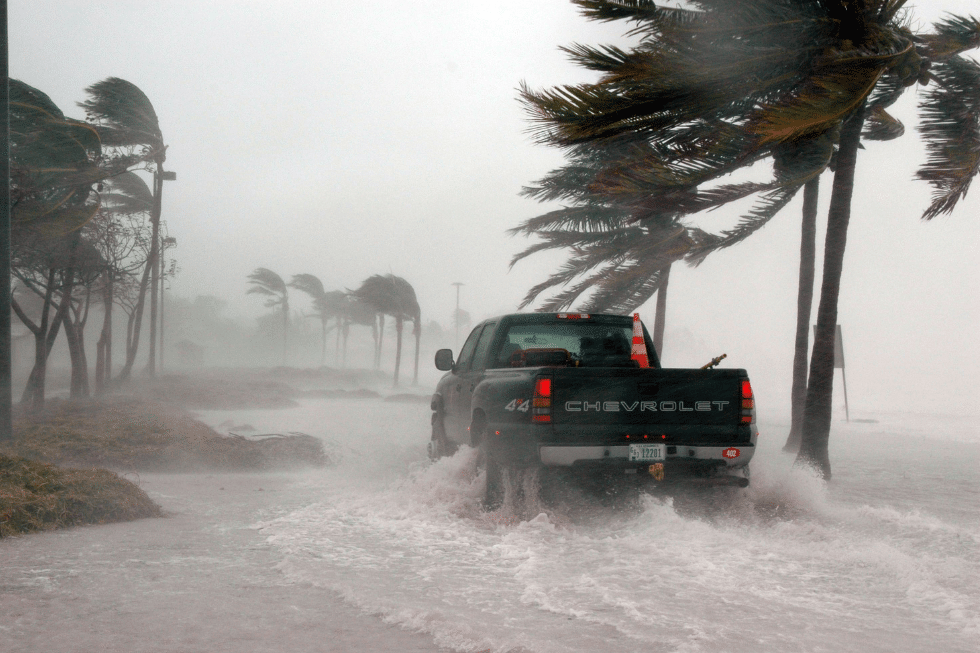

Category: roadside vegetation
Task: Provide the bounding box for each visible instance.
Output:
[0,454,161,538]
[0,369,344,536]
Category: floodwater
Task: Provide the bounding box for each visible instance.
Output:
[3,398,978,653]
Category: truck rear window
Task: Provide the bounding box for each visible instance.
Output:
[493,322,638,368]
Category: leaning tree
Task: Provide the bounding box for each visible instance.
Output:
[247,268,290,365]
[79,77,171,379]
[351,274,422,386]
[520,0,980,478]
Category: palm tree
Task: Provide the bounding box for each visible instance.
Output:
[340,294,381,369]
[288,274,350,366]
[247,268,290,365]
[351,274,422,386]
[520,0,980,479]
[78,77,169,378]
[513,142,715,356]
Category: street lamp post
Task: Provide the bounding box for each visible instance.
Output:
[451,282,464,349]
[148,168,175,378]
[159,236,176,372]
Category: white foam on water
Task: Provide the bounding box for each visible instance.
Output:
[193,401,978,652]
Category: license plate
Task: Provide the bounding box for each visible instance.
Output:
[628,443,665,462]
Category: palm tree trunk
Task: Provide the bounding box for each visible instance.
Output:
[653,263,671,358]
[335,316,342,367]
[797,106,867,479]
[413,320,420,385]
[320,318,327,367]
[393,317,404,387]
[376,314,385,370]
[281,305,289,366]
[784,178,820,453]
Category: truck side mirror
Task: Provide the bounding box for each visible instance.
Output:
[434,349,455,371]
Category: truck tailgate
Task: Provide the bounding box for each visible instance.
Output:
[548,368,747,445]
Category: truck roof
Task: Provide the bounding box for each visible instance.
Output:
[480,312,634,327]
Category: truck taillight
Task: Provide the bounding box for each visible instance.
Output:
[741,379,755,424]
[532,377,552,423]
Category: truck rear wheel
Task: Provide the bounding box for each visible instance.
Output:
[473,422,503,510]
[481,442,504,511]
[428,414,457,461]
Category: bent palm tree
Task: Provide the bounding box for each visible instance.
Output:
[513,142,718,357]
[247,268,290,365]
[520,0,980,479]
[79,77,169,378]
[351,274,422,386]
[289,273,331,366]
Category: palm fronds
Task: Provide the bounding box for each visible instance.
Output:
[246,268,288,309]
[77,77,163,155]
[916,54,980,219]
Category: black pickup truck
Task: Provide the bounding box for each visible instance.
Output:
[430,312,757,507]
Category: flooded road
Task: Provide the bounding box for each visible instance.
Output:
[0,467,448,652]
[2,397,977,652]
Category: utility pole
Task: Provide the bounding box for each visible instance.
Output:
[0,0,11,441]
[451,282,464,349]
[147,167,175,377]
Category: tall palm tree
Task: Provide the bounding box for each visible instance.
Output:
[78,77,169,378]
[247,268,290,365]
[289,273,328,365]
[340,294,380,369]
[351,274,422,386]
[520,0,980,479]
[289,274,350,366]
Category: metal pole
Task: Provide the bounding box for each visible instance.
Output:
[0,0,11,441]
[159,243,165,372]
[451,282,463,349]
[159,236,175,373]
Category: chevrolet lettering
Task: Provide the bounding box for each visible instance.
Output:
[564,400,729,412]
[429,312,757,509]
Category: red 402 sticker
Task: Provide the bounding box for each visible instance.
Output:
[723,447,741,459]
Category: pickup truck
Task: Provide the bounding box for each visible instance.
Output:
[430,312,757,508]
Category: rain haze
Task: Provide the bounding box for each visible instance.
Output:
[10,0,979,411]
[3,2,979,653]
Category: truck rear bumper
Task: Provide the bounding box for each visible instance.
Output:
[539,443,754,468]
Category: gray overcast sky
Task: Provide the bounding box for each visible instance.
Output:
[10,1,980,415]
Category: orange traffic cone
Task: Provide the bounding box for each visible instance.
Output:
[631,313,649,368]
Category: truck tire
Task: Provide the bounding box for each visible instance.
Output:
[473,420,503,510]
[482,442,504,511]
[428,414,457,461]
